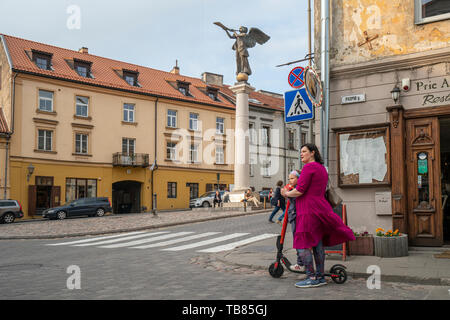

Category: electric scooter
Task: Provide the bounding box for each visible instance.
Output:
[268,197,348,284]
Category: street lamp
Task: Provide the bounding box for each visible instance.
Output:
[391,85,401,105]
[27,163,35,182]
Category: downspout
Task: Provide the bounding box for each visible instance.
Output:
[151,97,158,214]
[4,74,18,200]
[320,0,330,167]
[3,136,10,199]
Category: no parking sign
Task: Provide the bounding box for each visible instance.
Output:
[288,66,304,89]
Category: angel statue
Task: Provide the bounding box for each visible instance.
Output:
[214,22,270,80]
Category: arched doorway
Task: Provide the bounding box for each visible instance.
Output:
[112,181,141,214]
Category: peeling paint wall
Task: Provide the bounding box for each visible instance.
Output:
[315,0,450,67]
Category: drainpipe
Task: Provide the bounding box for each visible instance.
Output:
[3,136,10,199]
[320,0,330,167]
[4,72,18,200]
[151,97,158,214]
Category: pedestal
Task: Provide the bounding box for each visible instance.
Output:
[229,81,255,201]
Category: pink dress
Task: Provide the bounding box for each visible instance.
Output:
[294,162,355,249]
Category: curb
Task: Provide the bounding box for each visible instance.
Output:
[0,209,272,240]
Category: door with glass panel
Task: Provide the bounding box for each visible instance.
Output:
[406,117,443,246]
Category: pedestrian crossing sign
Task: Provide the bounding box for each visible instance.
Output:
[284,88,314,123]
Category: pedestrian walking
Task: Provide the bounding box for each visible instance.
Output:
[285,170,305,273]
[282,143,355,288]
[213,190,222,208]
[268,181,285,224]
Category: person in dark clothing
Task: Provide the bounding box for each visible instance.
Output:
[268,180,285,224]
[213,190,222,208]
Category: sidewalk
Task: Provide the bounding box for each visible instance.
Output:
[2,209,450,287]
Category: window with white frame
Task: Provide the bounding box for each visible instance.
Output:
[215,145,224,164]
[189,113,198,131]
[75,96,89,117]
[190,144,199,163]
[249,163,254,177]
[216,117,224,134]
[38,90,53,112]
[415,0,450,24]
[122,138,135,155]
[37,129,52,151]
[261,126,270,147]
[75,133,88,154]
[166,142,176,160]
[249,122,256,145]
[123,103,135,122]
[262,162,270,177]
[167,110,177,128]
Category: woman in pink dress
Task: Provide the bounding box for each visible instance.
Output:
[282,144,355,288]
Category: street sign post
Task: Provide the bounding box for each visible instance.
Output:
[284,88,314,123]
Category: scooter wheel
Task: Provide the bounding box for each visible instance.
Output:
[268,262,284,278]
[330,266,347,284]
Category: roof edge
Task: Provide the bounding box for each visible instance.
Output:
[0,35,13,69]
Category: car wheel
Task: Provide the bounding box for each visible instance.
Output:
[202,201,210,208]
[3,213,15,224]
[56,211,67,220]
[96,208,105,217]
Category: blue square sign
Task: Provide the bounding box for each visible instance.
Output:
[284,88,314,123]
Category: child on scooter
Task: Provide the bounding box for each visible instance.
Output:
[285,170,305,273]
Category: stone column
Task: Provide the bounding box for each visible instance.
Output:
[229,82,254,201]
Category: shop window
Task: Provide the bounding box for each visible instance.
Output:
[66,178,97,202]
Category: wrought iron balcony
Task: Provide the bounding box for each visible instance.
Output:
[113,153,150,167]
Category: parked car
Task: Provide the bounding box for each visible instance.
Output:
[259,190,271,202]
[190,191,226,208]
[42,197,112,220]
[0,200,24,224]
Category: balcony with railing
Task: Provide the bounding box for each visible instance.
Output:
[112,153,150,167]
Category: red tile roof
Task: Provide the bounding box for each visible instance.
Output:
[0,108,10,134]
[2,34,284,112]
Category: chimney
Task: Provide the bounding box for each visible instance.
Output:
[79,47,89,54]
[170,60,180,75]
[202,72,223,86]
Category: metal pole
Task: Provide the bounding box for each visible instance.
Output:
[320,0,330,167]
[308,0,314,146]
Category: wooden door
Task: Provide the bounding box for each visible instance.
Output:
[28,185,37,217]
[51,186,61,207]
[406,117,443,246]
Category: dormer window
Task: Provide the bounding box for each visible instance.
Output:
[74,59,92,78]
[123,70,139,87]
[32,50,52,70]
[176,80,192,97]
[206,87,220,101]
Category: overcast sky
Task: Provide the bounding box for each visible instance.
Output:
[0,0,313,94]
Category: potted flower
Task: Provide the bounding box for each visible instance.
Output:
[348,230,374,256]
[374,228,408,257]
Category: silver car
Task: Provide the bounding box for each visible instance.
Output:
[0,200,24,224]
[190,191,225,208]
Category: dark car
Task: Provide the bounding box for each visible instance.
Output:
[42,197,112,220]
[0,200,24,224]
[259,190,271,202]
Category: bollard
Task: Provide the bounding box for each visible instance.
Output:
[264,197,266,209]
[152,193,157,216]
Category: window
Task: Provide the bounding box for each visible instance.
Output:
[216,117,224,134]
[74,60,91,78]
[167,182,177,198]
[166,142,176,160]
[123,70,138,86]
[38,90,53,112]
[249,122,256,144]
[167,110,177,128]
[75,133,88,154]
[189,113,198,131]
[288,162,295,173]
[123,104,135,122]
[207,87,220,101]
[186,183,199,200]
[177,81,192,97]
[415,0,450,24]
[190,144,198,163]
[65,178,97,202]
[216,145,224,164]
[262,161,270,177]
[75,96,89,117]
[301,132,307,146]
[249,163,254,177]
[288,130,295,150]
[32,51,52,70]
[261,126,270,147]
[38,129,52,151]
[122,138,135,155]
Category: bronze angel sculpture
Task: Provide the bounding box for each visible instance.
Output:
[214,22,270,78]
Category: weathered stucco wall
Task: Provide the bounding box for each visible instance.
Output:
[315,0,450,67]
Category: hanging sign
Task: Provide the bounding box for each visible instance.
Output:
[288,66,305,89]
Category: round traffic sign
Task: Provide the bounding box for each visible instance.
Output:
[288,66,304,89]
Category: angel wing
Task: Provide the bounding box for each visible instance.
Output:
[244,28,270,48]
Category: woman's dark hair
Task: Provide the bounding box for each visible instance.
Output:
[276,180,283,187]
[301,143,324,164]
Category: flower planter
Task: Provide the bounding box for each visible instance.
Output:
[349,236,374,256]
[374,234,408,257]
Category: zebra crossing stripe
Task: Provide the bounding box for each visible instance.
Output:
[197,233,278,253]
[45,231,147,246]
[161,233,249,251]
[131,232,222,249]
[98,232,195,248]
[73,232,170,247]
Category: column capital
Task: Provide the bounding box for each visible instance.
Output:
[229,82,255,95]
